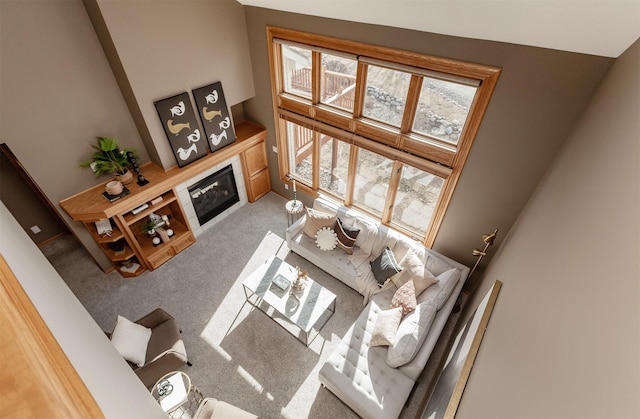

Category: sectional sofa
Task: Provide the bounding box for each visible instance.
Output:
[285,196,469,419]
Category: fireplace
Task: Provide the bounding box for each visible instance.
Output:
[188,165,239,226]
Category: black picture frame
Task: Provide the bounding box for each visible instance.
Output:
[154,92,207,167]
[192,81,236,153]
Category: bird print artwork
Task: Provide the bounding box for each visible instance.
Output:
[202,107,222,122]
[187,129,201,144]
[155,92,207,167]
[169,101,185,117]
[167,119,191,135]
[205,90,218,104]
[177,143,198,161]
[210,130,227,146]
[192,81,236,152]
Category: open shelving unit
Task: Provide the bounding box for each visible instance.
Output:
[60,121,268,277]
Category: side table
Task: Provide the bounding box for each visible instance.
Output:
[151,371,204,419]
[285,199,304,226]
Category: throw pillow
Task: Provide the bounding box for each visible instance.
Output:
[335,218,360,254]
[370,246,402,286]
[110,315,152,367]
[315,226,338,251]
[418,268,461,310]
[390,250,425,289]
[390,280,417,316]
[370,306,403,347]
[303,207,336,239]
[386,300,438,367]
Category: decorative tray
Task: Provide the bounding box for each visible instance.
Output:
[272,274,291,291]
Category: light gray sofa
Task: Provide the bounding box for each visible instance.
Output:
[285,196,469,419]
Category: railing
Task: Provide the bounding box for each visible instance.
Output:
[290,68,356,110]
[289,67,357,165]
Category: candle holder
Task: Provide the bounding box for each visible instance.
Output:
[127,151,149,186]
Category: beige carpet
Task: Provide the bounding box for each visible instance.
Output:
[42,192,462,419]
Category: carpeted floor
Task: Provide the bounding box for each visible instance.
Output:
[42,192,461,419]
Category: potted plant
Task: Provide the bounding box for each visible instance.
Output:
[81,137,137,184]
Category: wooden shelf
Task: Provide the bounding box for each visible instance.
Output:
[59,121,267,277]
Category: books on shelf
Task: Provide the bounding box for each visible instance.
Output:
[95,219,112,236]
[102,187,130,203]
[120,262,140,274]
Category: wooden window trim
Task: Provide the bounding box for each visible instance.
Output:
[267,25,501,246]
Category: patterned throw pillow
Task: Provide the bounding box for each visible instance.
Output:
[335,218,360,254]
[370,306,403,347]
[370,246,402,285]
[302,207,336,239]
[391,280,417,316]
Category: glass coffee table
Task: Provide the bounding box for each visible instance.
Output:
[242,256,336,346]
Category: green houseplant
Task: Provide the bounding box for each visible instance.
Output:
[81,137,137,184]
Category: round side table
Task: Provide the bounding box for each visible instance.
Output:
[286,200,304,226]
[151,371,204,418]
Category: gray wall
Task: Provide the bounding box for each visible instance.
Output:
[93,0,255,170]
[0,0,148,270]
[241,7,614,269]
[457,38,640,417]
[0,203,164,418]
[1,0,255,270]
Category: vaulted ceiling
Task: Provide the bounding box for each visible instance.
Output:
[237,0,640,57]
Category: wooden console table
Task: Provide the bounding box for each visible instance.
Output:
[60,121,269,277]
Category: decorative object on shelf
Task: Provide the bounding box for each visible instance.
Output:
[468,228,498,280]
[141,213,164,236]
[80,137,138,184]
[105,180,124,196]
[121,261,140,274]
[95,219,113,238]
[192,81,236,153]
[155,92,207,167]
[126,151,149,186]
[152,237,161,246]
[131,203,149,215]
[102,186,130,203]
[109,240,125,255]
[291,266,307,295]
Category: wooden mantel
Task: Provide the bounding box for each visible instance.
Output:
[61,121,267,222]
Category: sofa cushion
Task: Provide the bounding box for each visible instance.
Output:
[303,207,336,239]
[370,246,402,285]
[318,300,416,419]
[390,280,417,316]
[386,300,438,368]
[418,268,461,310]
[335,218,359,254]
[370,307,402,347]
[110,315,152,367]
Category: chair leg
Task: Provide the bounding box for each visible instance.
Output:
[187,361,193,367]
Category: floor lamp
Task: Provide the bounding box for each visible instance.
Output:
[468,228,499,287]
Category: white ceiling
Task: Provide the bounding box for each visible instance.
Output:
[238,0,640,57]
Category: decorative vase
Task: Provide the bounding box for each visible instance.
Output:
[116,170,134,184]
[291,266,307,295]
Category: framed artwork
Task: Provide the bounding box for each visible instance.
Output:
[154,92,207,167]
[192,81,236,153]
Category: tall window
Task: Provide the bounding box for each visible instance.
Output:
[268,27,500,245]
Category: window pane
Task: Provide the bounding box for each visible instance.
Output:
[286,121,313,185]
[362,65,410,127]
[412,78,476,145]
[391,165,444,237]
[319,136,350,200]
[352,148,393,216]
[282,44,312,99]
[320,53,357,112]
